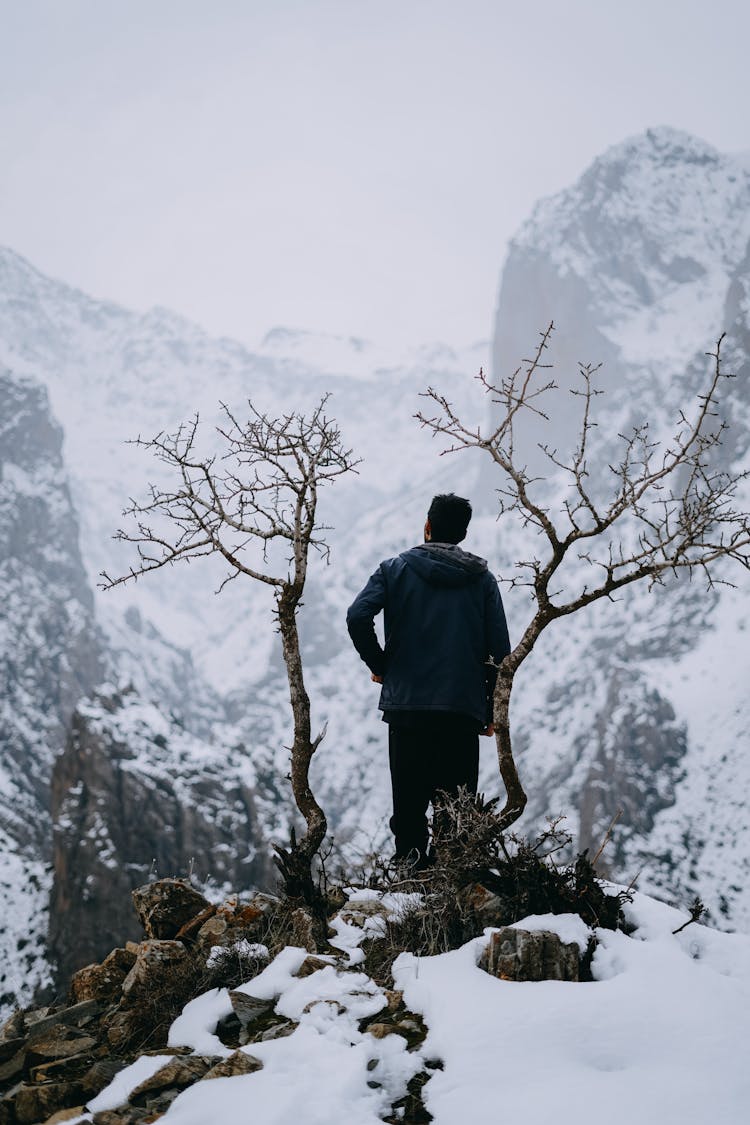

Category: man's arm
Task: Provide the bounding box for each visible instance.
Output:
[346,565,387,677]
[483,573,511,726]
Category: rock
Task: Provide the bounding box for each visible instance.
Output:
[257,1020,296,1042]
[71,950,136,1004]
[14,1080,83,1125]
[0,1010,26,1042]
[91,1109,143,1125]
[42,1109,88,1124]
[227,991,276,1028]
[367,1022,397,1040]
[294,955,335,978]
[50,701,274,992]
[194,903,266,957]
[30,1051,100,1084]
[132,879,210,940]
[459,883,510,929]
[0,1046,26,1083]
[203,1050,263,1079]
[479,927,580,982]
[0,1034,25,1065]
[128,1054,219,1104]
[80,1057,128,1097]
[26,1029,98,1065]
[121,940,191,1001]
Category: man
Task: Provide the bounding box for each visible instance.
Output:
[346,493,510,868]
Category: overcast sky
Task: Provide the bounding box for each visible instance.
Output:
[2,0,748,351]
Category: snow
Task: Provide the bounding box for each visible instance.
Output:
[85,1054,175,1113]
[68,887,750,1125]
[168,988,234,1057]
[392,891,750,1124]
[508,912,593,949]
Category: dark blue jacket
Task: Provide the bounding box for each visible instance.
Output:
[346,543,510,728]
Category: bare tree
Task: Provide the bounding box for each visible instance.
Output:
[100,395,358,907]
[417,324,750,831]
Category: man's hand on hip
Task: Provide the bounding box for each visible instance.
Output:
[371,674,384,684]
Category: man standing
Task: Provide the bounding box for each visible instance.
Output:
[346,493,510,868]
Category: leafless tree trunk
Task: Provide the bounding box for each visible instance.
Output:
[417,325,750,830]
[101,395,358,905]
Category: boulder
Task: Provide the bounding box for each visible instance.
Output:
[131,879,210,940]
[479,927,580,982]
[203,1050,263,1079]
[71,950,136,1004]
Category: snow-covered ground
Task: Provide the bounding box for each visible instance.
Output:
[66,887,750,1125]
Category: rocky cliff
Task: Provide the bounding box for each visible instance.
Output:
[0,369,104,1008]
[486,126,750,914]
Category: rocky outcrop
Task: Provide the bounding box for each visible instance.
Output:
[0,369,105,1011]
[49,689,276,988]
[0,879,280,1123]
[0,370,104,844]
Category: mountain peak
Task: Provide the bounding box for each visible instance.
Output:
[601,125,722,167]
[511,126,750,291]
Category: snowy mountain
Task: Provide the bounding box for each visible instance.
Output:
[1,125,749,1011]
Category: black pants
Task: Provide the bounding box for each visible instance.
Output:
[387,717,479,865]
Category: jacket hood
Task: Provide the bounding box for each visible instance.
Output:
[402,542,488,588]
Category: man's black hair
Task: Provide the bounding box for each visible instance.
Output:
[427,493,472,544]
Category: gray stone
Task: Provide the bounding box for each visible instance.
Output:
[480,927,580,982]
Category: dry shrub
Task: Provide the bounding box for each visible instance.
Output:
[359,790,630,986]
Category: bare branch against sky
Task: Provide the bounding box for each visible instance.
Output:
[1,0,748,350]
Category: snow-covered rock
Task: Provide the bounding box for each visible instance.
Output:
[0,368,104,1007]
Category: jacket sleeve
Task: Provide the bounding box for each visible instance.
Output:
[483,573,511,724]
[346,565,387,676]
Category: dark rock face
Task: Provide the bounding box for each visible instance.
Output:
[0,368,105,1009]
[49,688,275,987]
[0,370,104,844]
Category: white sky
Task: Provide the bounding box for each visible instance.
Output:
[2,0,748,351]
